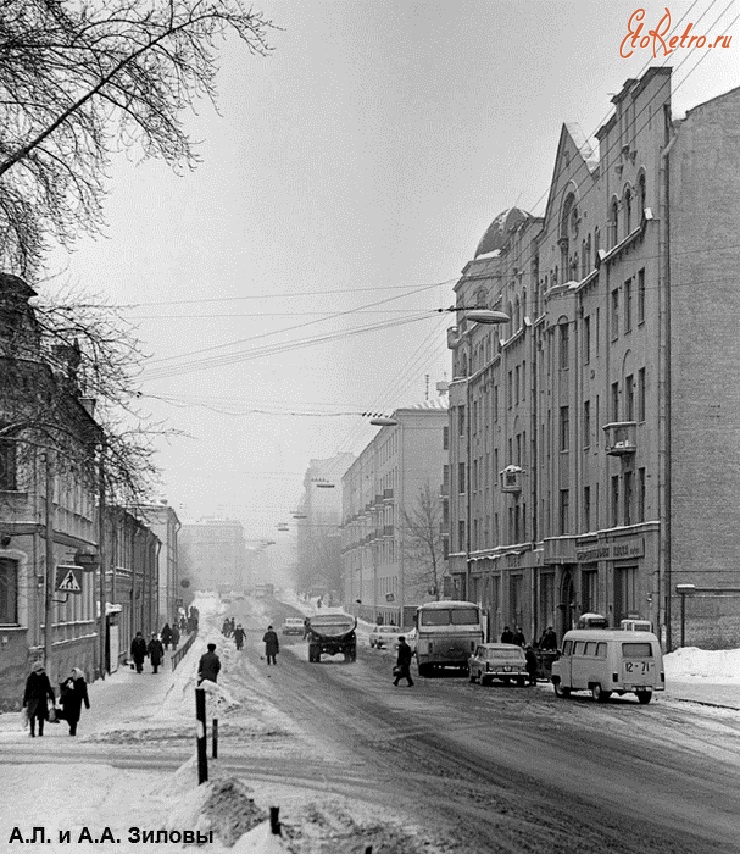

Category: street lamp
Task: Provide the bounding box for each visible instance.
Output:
[438,306,511,325]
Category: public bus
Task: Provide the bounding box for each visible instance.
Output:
[415,600,484,676]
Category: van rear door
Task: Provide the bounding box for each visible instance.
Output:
[620,641,656,687]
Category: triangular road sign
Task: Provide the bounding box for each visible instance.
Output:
[58,569,80,591]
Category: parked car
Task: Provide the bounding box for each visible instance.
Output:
[282,618,306,636]
[368,625,403,649]
[468,643,528,686]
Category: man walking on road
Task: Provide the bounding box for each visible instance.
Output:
[262,625,279,665]
[233,624,246,650]
[198,643,221,685]
[148,632,164,674]
[393,636,414,687]
[23,662,55,737]
[131,631,147,674]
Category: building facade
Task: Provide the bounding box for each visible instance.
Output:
[341,399,449,626]
[179,518,246,595]
[448,68,740,650]
[135,503,180,628]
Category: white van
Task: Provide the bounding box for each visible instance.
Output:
[551,629,664,704]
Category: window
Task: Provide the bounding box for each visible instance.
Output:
[0,558,19,623]
[638,268,646,324]
[516,433,522,467]
[595,396,600,446]
[611,382,619,422]
[443,426,449,450]
[458,521,465,552]
[583,486,591,530]
[583,400,591,447]
[493,386,499,422]
[473,400,478,435]
[560,406,569,451]
[595,482,600,527]
[559,489,569,534]
[583,315,590,364]
[595,308,600,355]
[639,367,646,422]
[638,173,646,219]
[515,366,520,405]
[594,227,600,256]
[611,199,619,247]
[582,567,597,612]
[442,464,450,491]
[624,278,632,333]
[611,476,620,527]
[458,406,465,437]
[611,289,619,340]
[473,519,478,550]
[507,372,513,409]
[560,324,569,369]
[625,375,635,422]
[623,187,632,234]
[458,462,465,494]
[624,471,633,526]
[622,642,652,657]
[0,440,17,490]
[473,459,478,492]
[521,361,526,402]
[638,467,646,523]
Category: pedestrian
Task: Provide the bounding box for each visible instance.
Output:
[540,626,557,650]
[233,624,246,650]
[131,631,147,674]
[148,632,164,674]
[262,625,279,665]
[171,625,180,651]
[512,626,526,647]
[500,625,514,644]
[198,643,221,684]
[525,646,538,687]
[59,667,90,736]
[303,617,311,639]
[393,636,414,687]
[161,623,173,650]
[22,662,55,738]
[221,618,230,637]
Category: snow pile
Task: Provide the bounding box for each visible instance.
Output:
[664,646,740,682]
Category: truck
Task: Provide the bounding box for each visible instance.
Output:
[307,614,357,662]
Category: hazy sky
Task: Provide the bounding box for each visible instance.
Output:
[47,1,740,542]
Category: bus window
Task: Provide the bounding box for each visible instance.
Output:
[420,610,451,626]
[562,641,573,656]
[596,642,607,658]
[622,642,653,657]
[574,642,586,656]
[584,642,594,656]
[450,607,479,625]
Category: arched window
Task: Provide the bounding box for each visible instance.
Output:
[611,198,619,247]
[514,297,520,332]
[638,172,646,219]
[623,186,632,234]
[461,352,468,377]
[476,288,487,309]
[521,289,527,324]
[553,266,558,286]
[594,227,600,256]
[571,252,579,281]
[507,301,513,337]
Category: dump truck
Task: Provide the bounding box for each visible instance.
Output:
[307,613,357,662]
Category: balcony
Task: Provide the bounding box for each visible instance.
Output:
[500,465,524,493]
[383,488,394,501]
[603,422,636,455]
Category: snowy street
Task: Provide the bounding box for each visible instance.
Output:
[0,594,739,853]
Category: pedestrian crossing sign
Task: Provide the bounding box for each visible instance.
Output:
[55,564,83,594]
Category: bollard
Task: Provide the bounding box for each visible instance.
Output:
[195,687,208,784]
[212,718,218,759]
[270,806,281,836]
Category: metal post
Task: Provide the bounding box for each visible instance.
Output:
[43,451,54,680]
[195,687,208,784]
[269,807,281,836]
[680,594,685,649]
[98,449,106,680]
[212,718,218,759]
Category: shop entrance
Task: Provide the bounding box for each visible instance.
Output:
[559,569,575,637]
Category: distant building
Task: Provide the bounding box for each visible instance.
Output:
[179,519,246,594]
[341,399,449,626]
[135,503,180,628]
[447,67,740,650]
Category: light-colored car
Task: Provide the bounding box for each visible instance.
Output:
[368,625,403,649]
[468,643,528,686]
[282,618,306,636]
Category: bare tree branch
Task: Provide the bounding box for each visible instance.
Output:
[401,482,446,602]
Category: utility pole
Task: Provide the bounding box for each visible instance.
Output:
[43,450,55,680]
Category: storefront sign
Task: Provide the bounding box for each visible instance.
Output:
[576,538,644,563]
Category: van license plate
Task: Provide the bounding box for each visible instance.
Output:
[625,661,650,675]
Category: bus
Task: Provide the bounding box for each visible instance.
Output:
[415,600,484,676]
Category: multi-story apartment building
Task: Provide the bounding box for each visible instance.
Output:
[135,502,180,628]
[341,399,449,626]
[179,518,245,594]
[448,68,740,650]
[295,453,355,601]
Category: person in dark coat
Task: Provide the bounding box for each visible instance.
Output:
[222,618,231,637]
[171,625,180,651]
[148,633,164,673]
[540,626,557,650]
[60,667,90,736]
[303,617,312,639]
[23,662,55,737]
[500,626,514,644]
[198,643,221,684]
[525,646,538,686]
[161,623,173,650]
[233,624,246,650]
[393,636,414,687]
[262,625,279,665]
[131,631,147,674]
[512,626,526,647]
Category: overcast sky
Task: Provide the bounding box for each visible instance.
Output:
[46,0,740,548]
